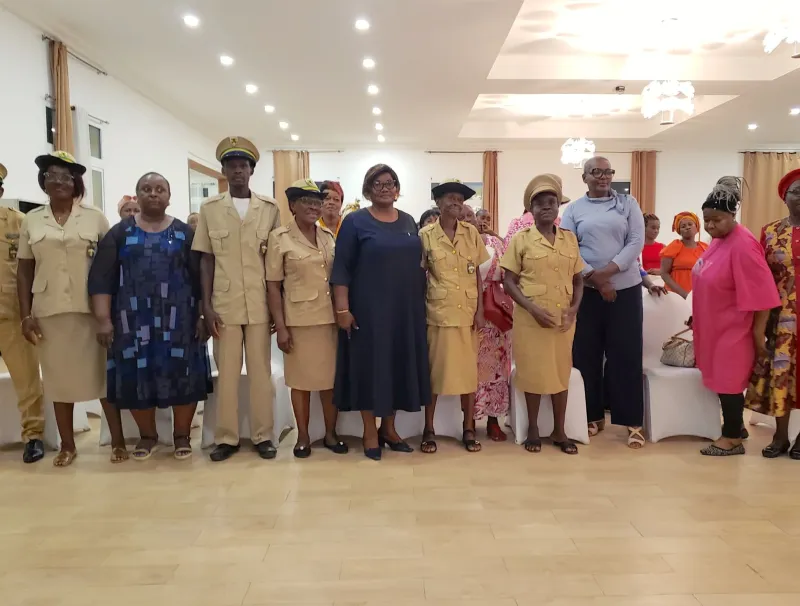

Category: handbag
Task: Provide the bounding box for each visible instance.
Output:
[483,282,513,332]
[660,328,695,367]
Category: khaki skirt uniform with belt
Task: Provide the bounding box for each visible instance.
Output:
[500,227,583,394]
[18,202,109,402]
[420,220,490,395]
[266,219,337,391]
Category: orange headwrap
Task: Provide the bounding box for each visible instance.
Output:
[672,211,699,233]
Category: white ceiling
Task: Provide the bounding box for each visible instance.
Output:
[2,0,799,152]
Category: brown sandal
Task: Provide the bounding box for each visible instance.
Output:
[174,436,192,460]
[53,450,77,467]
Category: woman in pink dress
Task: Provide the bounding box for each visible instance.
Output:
[692,177,780,456]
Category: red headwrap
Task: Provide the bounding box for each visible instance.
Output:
[778,168,800,200]
[672,211,700,233]
[322,180,344,201]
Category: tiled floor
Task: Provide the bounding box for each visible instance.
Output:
[1,415,799,606]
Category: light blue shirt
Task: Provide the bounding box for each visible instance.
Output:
[559,192,645,290]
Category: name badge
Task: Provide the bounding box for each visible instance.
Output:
[467,261,476,274]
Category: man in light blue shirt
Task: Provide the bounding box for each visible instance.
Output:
[558,157,646,449]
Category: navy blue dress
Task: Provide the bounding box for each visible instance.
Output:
[88,217,211,409]
[331,209,430,417]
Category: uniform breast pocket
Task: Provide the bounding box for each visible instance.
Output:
[558,250,578,275]
[209,230,230,255]
[28,231,48,256]
[427,249,448,273]
[78,232,98,259]
[522,251,549,273]
[286,250,311,277]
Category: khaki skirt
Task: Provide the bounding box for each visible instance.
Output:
[284,324,337,392]
[38,312,106,403]
[427,325,478,396]
[512,309,575,395]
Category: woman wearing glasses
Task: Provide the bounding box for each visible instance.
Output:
[559,156,647,449]
[331,164,431,460]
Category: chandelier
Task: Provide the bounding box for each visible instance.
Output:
[763,25,800,58]
[561,138,596,169]
[641,80,695,125]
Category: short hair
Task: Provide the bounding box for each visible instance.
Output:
[135,172,171,195]
[583,156,608,174]
[476,208,490,216]
[37,166,85,200]
[362,164,400,200]
[418,207,440,230]
[643,213,659,227]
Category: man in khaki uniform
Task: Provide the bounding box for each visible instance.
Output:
[193,137,281,462]
[0,163,46,463]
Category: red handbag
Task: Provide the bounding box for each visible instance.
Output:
[483,282,513,332]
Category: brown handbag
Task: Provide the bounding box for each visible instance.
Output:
[483,282,513,332]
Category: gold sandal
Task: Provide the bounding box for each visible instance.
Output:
[53,450,77,467]
[110,447,129,463]
[627,427,645,449]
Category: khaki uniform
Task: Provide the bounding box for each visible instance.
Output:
[0,207,44,441]
[500,227,583,394]
[18,203,109,402]
[266,220,337,391]
[420,220,490,395]
[192,191,281,446]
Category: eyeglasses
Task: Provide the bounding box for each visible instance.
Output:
[587,169,615,178]
[295,198,323,207]
[372,179,397,191]
[44,172,74,184]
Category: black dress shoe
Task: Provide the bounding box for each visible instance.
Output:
[23,439,44,464]
[210,443,240,462]
[379,435,413,453]
[254,440,277,460]
[363,447,382,461]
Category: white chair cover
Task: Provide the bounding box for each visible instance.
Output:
[99,406,181,447]
[748,410,800,438]
[508,367,590,445]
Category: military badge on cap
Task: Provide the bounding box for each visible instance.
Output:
[286,179,325,203]
[216,136,260,165]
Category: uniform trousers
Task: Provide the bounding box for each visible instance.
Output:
[572,285,644,427]
[212,323,274,446]
[0,320,44,441]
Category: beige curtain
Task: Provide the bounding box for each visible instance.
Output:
[482,151,499,231]
[272,150,310,225]
[630,150,657,214]
[49,40,74,155]
[742,152,800,234]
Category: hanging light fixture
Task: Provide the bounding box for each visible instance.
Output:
[561,138,596,169]
[763,24,800,58]
[641,80,695,125]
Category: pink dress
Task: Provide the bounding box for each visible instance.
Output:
[692,225,780,394]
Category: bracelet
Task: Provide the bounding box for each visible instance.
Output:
[336,309,350,315]
[20,315,33,324]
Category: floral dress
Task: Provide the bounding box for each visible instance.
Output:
[746,218,798,417]
[475,234,512,419]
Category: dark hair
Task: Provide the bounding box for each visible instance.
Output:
[362,164,400,200]
[643,213,660,227]
[702,176,742,215]
[476,208,489,216]
[418,207,441,230]
[135,172,171,195]
[38,165,85,200]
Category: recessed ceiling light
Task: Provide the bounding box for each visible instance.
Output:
[375,123,384,131]
[367,84,379,95]
[362,57,376,69]
[291,134,300,142]
[182,14,200,28]
[245,84,258,94]
[372,107,382,116]
[355,19,370,31]
[747,123,758,130]
[791,107,800,116]
[377,134,386,143]
[279,121,289,130]
[219,55,234,67]
[264,105,275,113]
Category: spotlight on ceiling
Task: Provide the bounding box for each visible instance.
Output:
[748,123,759,130]
[367,84,379,95]
[245,84,258,94]
[355,19,370,31]
[377,135,386,143]
[375,123,384,131]
[182,14,200,28]
[264,105,275,113]
[362,57,376,69]
[291,134,299,142]
[279,121,289,130]
[791,107,800,116]
[372,107,382,116]
[219,55,234,67]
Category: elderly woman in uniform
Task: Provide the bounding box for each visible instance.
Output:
[420,179,490,453]
[266,180,347,458]
[17,151,127,466]
[502,175,583,454]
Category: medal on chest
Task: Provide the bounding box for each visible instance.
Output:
[6,233,18,260]
[87,241,97,258]
[467,258,476,274]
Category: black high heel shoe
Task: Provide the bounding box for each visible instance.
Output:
[363,447,382,461]
[378,435,413,453]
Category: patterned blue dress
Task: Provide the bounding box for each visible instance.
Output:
[88,217,211,409]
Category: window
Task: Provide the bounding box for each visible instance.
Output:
[45,106,55,146]
[611,181,631,196]
[91,169,105,211]
[89,125,102,159]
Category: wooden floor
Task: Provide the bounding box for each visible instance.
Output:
[2,416,800,606]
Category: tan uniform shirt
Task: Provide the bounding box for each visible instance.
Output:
[192,191,281,325]
[18,203,109,319]
[0,207,24,320]
[420,220,490,327]
[265,220,336,327]
[500,227,583,326]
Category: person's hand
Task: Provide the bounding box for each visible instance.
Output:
[21,316,43,346]
[528,305,557,329]
[473,310,486,331]
[276,326,293,353]
[337,311,359,338]
[685,315,693,328]
[647,268,662,276]
[560,306,578,332]
[204,308,225,339]
[195,316,209,342]
[647,284,669,297]
[599,283,617,302]
[96,318,114,349]
[754,330,768,360]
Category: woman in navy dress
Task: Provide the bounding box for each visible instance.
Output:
[332,164,431,460]
[88,172,211,461]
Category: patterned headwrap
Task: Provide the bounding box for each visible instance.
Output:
[321,180,344,202]
[778,168,800,200]
[671,211,700,233]
[117,195,137,214]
